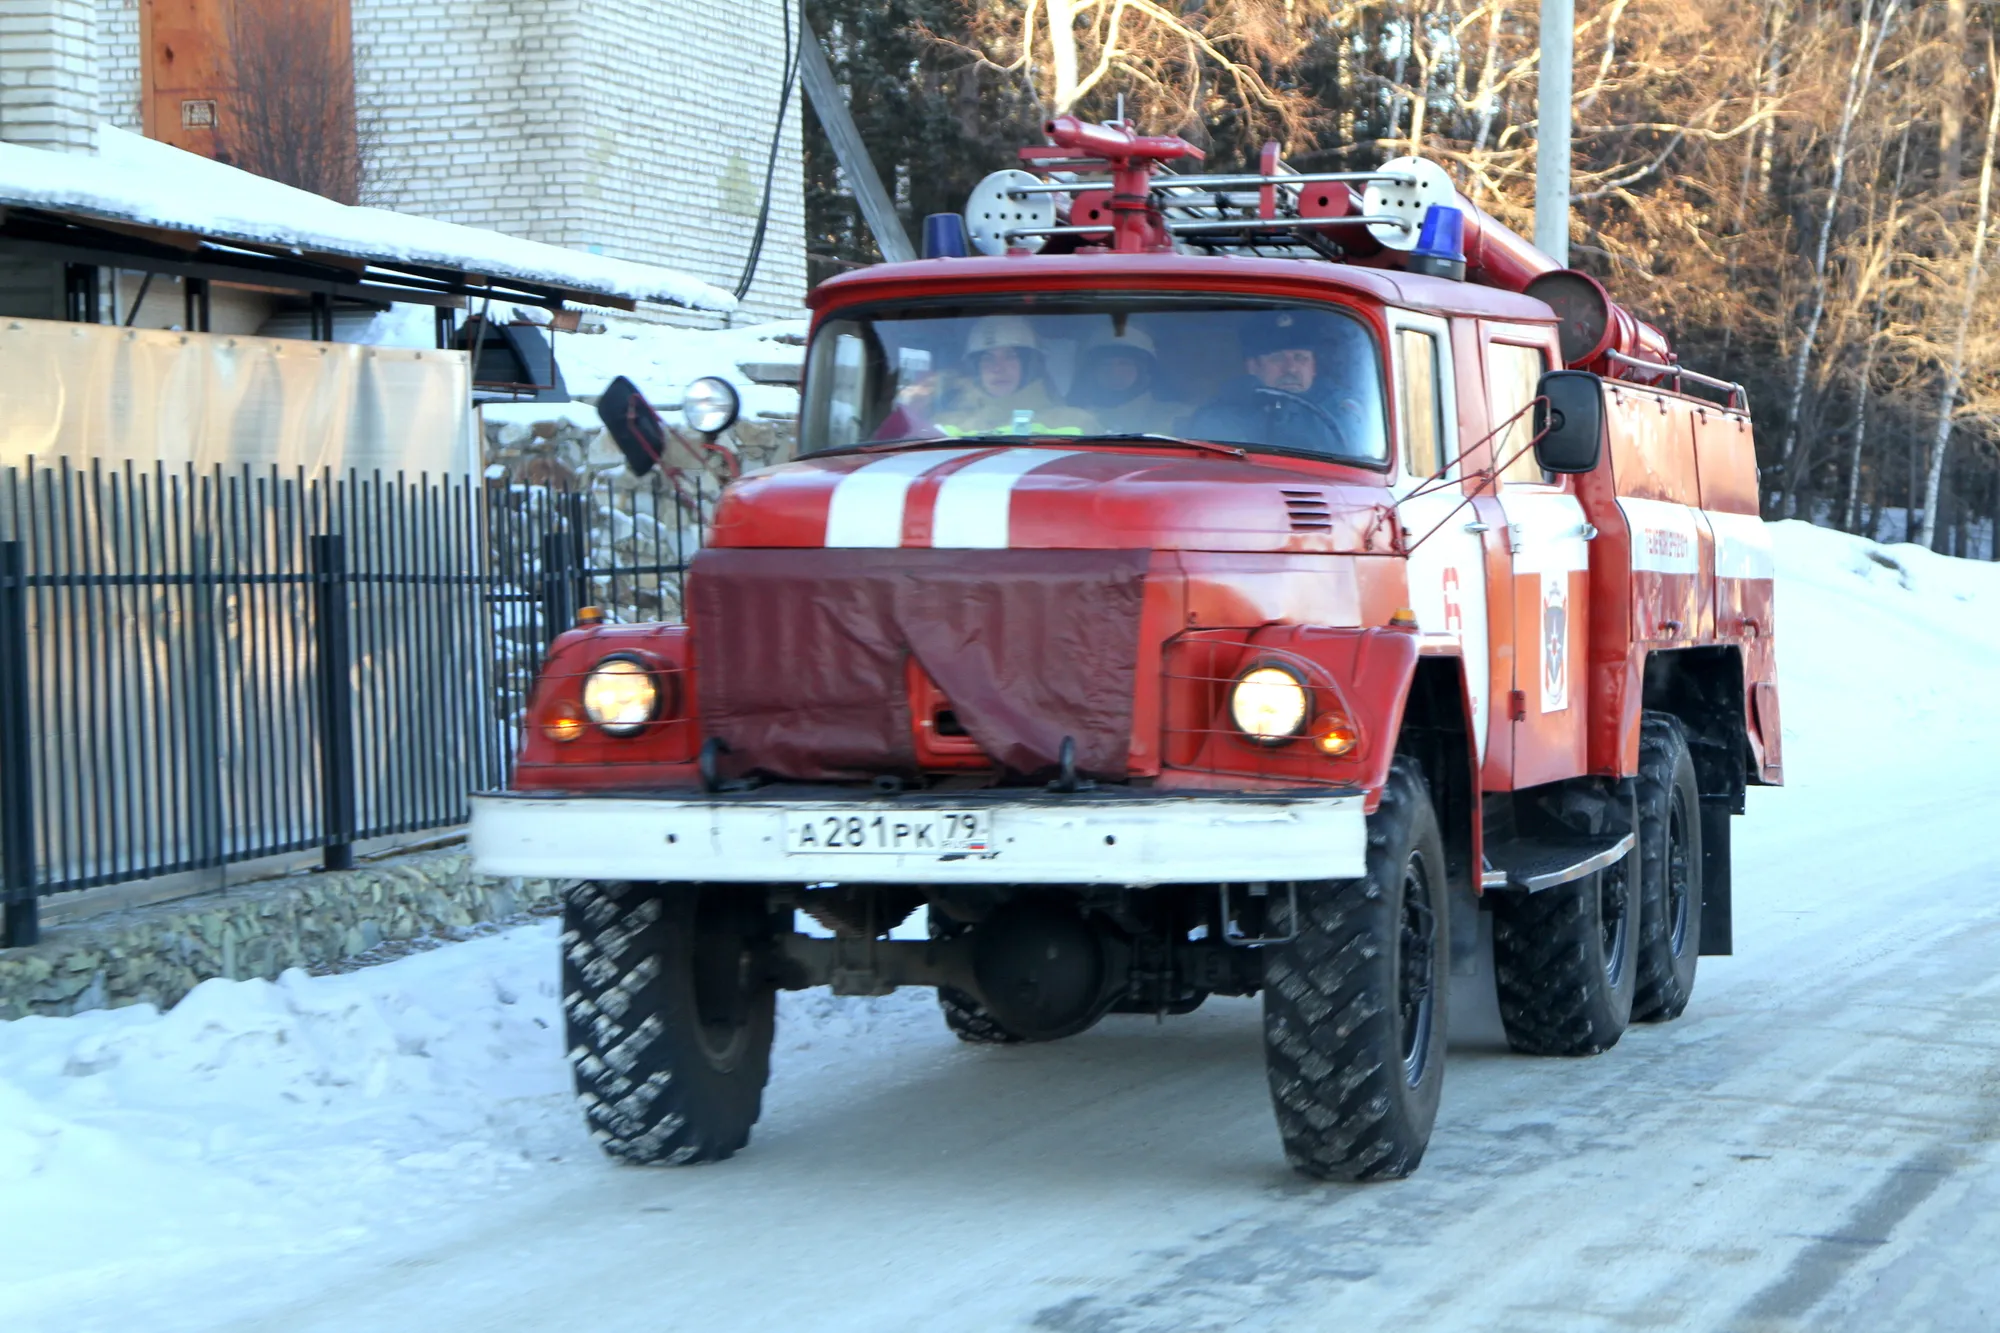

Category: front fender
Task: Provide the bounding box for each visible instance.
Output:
[1160,625,1422,800]
[514,622,705,790]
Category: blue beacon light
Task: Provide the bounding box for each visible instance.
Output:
[1407,204,1468,281]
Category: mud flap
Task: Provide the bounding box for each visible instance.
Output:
[1699,797,1733,956]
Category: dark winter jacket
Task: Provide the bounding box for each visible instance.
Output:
[1182,377,1352,457]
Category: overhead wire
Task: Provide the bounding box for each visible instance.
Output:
[733,0,802,302]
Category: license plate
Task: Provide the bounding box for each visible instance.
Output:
[784,809,993,856]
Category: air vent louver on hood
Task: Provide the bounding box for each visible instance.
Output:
[1281,489,1333,533]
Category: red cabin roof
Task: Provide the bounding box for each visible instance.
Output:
[808,253,1557,326]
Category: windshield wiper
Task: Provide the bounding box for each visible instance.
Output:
[818,432,1246,461]
[1083,433,1247,460]
[833,434,1074,455]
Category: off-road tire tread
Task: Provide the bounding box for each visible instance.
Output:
[1492,844,1637,1057]
[928,915,1024,1044]
[1633,712,1702,1023]
[1262,756,1447,1182]
[937,986,1025,1044]
[562,880,773,1165]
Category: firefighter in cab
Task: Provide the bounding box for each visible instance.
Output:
[907,316,1089,437]
[1068,325,1177,435]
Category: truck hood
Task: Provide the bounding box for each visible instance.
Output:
[709,443,1398,555]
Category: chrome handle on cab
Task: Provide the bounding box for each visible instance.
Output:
[1464,521,1492,534]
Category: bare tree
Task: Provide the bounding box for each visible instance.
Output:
[1918,40,2000,550]
[1774,0,1899,513]
[218,0,364,205]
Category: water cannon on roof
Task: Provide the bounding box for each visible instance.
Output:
[956,121,1711,395]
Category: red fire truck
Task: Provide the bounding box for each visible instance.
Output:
[470,119,1781,1181]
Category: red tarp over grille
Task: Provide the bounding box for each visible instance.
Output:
[687,548,1150,782]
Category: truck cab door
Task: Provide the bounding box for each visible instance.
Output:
[1388,311,1490,763]
[1482,327,1592,788]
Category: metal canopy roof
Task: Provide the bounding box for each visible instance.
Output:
[0,128,735,315]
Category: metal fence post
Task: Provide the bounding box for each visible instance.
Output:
[0,541,37,947]
[540,490,590,644]
[187,533,224,871]
[311,534,357,871]
[541,529,576,643]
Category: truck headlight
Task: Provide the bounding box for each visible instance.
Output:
[582,657,659,736]
[1229,664,1309,745]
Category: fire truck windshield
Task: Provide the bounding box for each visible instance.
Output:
[800,299,1389,466]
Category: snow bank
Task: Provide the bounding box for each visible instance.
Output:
[0,128,735,312]
[2,519,1997,1326]
[0,921,935,1323]
[545,314,808,425]
[1768,520,2000,781]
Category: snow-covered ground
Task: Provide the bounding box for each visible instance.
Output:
[4,522,1999,1332]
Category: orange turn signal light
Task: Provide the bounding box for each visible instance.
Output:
[543,706,586,743]
[1312,713,1360,758]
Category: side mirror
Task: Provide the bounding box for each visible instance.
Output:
[1533,369,1604,475]
[596,375,669,476]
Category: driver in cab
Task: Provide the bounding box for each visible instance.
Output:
[1185,312,1354,456]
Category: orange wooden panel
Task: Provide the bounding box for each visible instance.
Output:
[141,0,354,165]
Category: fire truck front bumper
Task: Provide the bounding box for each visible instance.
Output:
[468,788,1366,886]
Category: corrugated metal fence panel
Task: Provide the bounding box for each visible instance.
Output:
[0,462,700,908]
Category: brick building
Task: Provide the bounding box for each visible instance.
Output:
[0,0,805,321]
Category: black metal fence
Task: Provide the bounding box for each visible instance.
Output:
[0,460,706,947]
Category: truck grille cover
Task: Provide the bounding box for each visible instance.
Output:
[688,547,1149,782]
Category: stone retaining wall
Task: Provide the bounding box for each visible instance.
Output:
[0,852,557,1020]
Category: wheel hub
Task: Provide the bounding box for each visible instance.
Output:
[1666,794,1693,953]
[1599,862,1631,983]
[1397,853,1437,1085]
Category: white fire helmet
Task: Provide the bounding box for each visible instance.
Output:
[964,315,1040,359]
[1085,325,1157,359]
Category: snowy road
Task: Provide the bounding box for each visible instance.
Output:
[5,523,2000,1332]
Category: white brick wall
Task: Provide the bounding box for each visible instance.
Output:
[94,0,137,130]
[351,0,806,320]
[1,0,805,319]
[0,0,99,151]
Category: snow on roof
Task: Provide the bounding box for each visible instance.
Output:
[0,127,736,312]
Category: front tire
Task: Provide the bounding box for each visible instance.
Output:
[1262,756,1450,1182]
[562,881,776,1164]
[1633,713,1704,1022]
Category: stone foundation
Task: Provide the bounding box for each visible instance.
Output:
[0,852,557,1020]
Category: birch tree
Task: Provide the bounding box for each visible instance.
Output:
[1774,0,1899,515]
[1918,41,2000,550]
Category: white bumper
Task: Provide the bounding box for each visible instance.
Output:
[468,790,1366,886]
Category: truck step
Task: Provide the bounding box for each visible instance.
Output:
[1481,832,1636,893]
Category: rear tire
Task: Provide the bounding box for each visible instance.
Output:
[1262,756,1450,1182]
[562,881,775,1164]
[1633,713,1704,1022]
[1492,847,1640,1056]
[929,915,1023,1044]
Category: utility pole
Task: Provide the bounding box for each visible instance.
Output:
[798,18,917,263]
[1534,0,1575,265]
